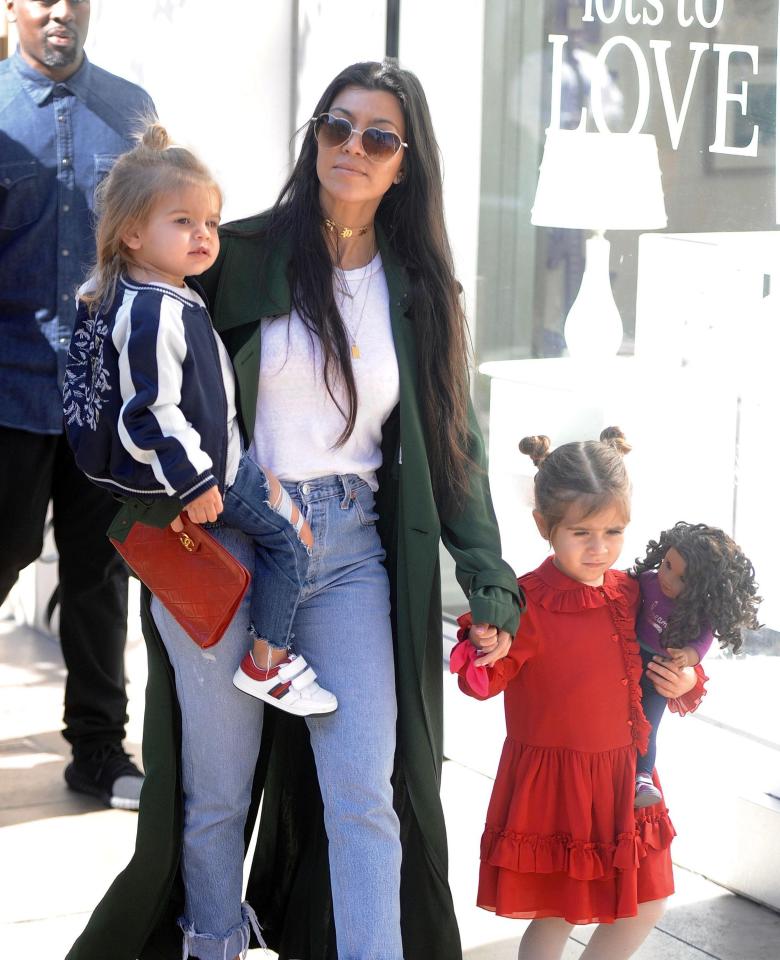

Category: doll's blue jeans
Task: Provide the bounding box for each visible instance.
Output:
[638,646,668,775]
[221,453,309,651]
[151,474,403,960]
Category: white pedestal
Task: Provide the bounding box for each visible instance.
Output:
[479,357,738,581]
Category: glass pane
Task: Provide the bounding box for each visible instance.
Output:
[467,0,779,747]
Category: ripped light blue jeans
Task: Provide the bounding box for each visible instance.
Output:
[152,474,403,960]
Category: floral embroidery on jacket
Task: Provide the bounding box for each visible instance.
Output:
[63,309,112,431]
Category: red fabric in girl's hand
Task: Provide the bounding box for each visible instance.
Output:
[449,638,490,697]
[666,661,709,716]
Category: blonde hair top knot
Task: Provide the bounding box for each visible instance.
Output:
[138,122,172,152]
[81,121,221,314]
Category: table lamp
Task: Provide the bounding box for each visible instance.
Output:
[531,130,667,357]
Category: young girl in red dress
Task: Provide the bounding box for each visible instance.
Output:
[451,428,703,960]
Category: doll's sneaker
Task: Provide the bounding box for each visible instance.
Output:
[233,652,338,716]
[634,772,663,809]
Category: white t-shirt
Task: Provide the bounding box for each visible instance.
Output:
[250,253,400,490]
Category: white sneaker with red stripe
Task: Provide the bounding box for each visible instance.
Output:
[233,652,338,716]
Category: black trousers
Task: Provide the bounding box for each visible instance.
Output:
[0,426,129,754]
[638,646,668,776]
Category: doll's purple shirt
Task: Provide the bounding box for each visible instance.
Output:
[637,570,714,661]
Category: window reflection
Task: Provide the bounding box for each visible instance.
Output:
[477,0,777,364]
[470,0,779,700]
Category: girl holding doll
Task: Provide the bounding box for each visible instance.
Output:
[451,428,701,960]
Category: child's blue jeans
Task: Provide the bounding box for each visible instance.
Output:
[221,453,309,651]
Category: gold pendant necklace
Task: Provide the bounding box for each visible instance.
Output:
[323,216,371,240]
[336,246,376,360]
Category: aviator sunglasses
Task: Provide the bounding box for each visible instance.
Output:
[311,113,408,163]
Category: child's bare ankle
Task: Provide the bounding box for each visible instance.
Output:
[252,638,289,670]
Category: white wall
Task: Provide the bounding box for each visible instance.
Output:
[87,0,293,221]
[399,0,486,341]
[294,0,386,131]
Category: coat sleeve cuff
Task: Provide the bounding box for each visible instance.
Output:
[107,496,183,541]
[468,582,524,635]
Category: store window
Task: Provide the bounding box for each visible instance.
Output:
[441,0,779,767]
[477,0,776,362]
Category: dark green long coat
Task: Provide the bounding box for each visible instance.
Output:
[66,216,521,960]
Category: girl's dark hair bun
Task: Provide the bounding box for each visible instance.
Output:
[519,434,551,468]
[600,426,631,456]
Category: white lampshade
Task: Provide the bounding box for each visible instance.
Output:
[531,130,667,231]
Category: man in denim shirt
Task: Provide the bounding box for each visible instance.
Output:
[0,0,154,809]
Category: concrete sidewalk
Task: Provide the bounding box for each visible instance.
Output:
[1,585,779,959]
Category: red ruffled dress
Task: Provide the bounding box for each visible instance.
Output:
[454,557,676,924]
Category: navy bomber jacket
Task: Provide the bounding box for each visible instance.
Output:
[63,277,230,505]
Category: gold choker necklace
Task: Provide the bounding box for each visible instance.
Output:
[323,217,371,240]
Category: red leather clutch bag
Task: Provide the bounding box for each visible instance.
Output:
[110,514,250,648]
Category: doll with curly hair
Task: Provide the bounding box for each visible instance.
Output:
[632,522,760,808]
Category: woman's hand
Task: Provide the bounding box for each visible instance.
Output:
[469,623,512,667]
[646,656,697,698]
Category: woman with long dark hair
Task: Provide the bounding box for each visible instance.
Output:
[67,60,522,960]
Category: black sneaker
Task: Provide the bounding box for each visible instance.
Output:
[65,743,144,811]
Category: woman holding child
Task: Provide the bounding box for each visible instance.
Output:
[66,59,695,960]
[68,59,521,960]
